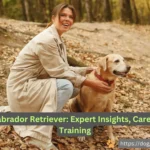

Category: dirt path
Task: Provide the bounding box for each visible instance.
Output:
[0,18,150,150]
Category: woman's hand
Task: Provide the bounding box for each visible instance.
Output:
[82,79,114,93]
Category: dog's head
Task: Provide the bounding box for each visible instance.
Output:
[98,54,131,77]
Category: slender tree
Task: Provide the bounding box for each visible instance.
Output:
[39,0,48,22]
[48,0,55,19]
[21,0,35,21]
[27,0,35,21]
[85,0,94,22]
[70,0,82,21]
[94,0,103,21]
[103,0,112,21]
[120,0,133,23]
[20,0,27,20]
[0,0,4,16]
[24,0,30,21]
[146,0,150,12]
[131,0,139,24]
[34,0,41,22]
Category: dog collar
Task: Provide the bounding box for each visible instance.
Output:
[94,71,114,85]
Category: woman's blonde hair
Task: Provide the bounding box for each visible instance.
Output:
[47,3,76,28]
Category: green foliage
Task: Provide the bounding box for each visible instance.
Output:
[3,0,23,20]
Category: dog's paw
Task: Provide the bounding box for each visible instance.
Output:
[77,136,86,142]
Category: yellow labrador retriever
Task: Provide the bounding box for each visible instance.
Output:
[69,54,131,142]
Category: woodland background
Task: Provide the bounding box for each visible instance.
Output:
[0,0,150,24]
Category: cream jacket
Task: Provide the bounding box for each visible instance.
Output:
[6,24,88,142]
[7,24,87,112]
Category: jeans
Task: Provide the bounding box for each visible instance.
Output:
[56,79,79,112]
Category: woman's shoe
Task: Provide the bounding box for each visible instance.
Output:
[0,106,11,112]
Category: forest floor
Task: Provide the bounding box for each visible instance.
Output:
[0,18,150,150]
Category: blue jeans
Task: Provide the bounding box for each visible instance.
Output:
[56,79,79,112]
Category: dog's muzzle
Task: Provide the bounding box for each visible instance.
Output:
[113,66,131,77]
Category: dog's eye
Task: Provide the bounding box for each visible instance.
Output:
[114,60,120,63]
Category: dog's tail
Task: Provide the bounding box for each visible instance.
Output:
[68,97,82,112]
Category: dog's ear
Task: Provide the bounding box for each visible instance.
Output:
[98,56,108,71]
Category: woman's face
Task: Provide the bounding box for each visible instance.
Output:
[52,7,74,36]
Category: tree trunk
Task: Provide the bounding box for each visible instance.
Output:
[103,0,112,21]
[34,0,41,22]
[94,0,103,21]
[131,0,139,24]
[85,0,94,22]
[146,0,150,24]
[24,0,30,21]
[70,0,82,21]
[120,0,133,23]
[39,0,48,22]
[146,0,150,12]
[27,0,35,21]
[48,0,55,19]
[23,0,35,21]
[20,0,27,20]
[0,0,4,16]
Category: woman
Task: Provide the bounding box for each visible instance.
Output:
[4,3,113,150]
